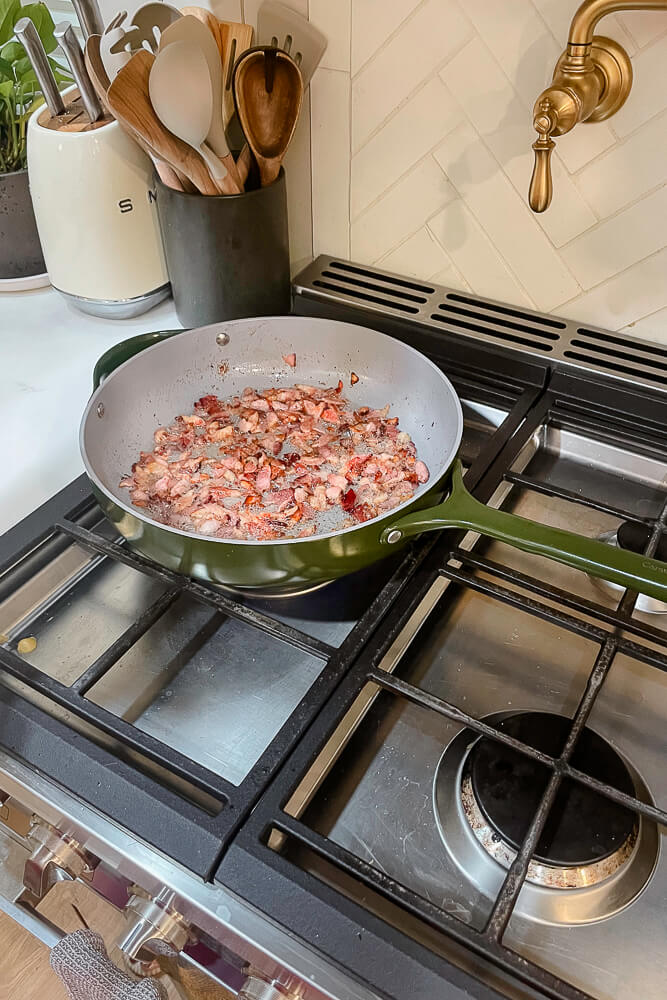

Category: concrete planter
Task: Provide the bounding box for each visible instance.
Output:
[0,168,46,280]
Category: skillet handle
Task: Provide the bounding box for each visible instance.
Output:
[381,461,667,604]
[92,329,184,390]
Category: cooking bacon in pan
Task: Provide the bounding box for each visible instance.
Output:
[119,383,429,541]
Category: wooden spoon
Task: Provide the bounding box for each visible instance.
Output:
[85,34,192,191]
[233,45,303,187]
[158,16,241,192]
[107,48,220,194]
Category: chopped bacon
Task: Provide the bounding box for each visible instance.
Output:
[350,372,359,385]
[196,394,222,414]
[414,460,430,483]
[255,466,271,492]
[283,353,297,367]
[352,503,373,523]
[120,380,428,540]
[341,488,356,513]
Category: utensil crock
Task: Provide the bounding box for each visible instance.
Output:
[154,166,290,326]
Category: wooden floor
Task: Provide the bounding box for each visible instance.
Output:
[0,881,180,1000]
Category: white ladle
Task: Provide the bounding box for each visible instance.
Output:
[149,40,227,186]
[158,15,241,190]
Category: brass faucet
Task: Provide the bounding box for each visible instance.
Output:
[528,0,667,212]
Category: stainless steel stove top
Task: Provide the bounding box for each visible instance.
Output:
[294,408,666,999]
[2,256,667,1000]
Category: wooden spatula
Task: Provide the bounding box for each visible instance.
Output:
[233,45,303,187]
[107,48,220,195]
[180,6,223,57]
[85,34,192,192]
[219,20,253,130]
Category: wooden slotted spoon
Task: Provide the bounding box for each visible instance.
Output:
[233,45,303,187]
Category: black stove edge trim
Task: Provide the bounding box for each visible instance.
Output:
[0,688,224,879]
[291,290,549,392]
[0,475,93,580]
[222,842,507,1000]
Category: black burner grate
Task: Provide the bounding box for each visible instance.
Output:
[0,361,533,880]
[219,382,667,1000]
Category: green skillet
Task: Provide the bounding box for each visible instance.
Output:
[80,317,667,599]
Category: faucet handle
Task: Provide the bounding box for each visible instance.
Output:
[529,133,555,212]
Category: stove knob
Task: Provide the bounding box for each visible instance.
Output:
[22,822,97,901]
[118,890,194,963]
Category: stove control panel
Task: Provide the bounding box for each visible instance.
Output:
[22,821,98,902]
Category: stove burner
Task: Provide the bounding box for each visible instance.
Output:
[592,527,667,614]
[434,714,659,922]
[468,712,637,870]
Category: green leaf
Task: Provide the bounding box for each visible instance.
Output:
[0,0,20,47]
[0,53,11,79]
[20,3,57,53]
[1,39,22,63]
[0,77,13,98]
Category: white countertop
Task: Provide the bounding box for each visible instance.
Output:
[1,286,181,535]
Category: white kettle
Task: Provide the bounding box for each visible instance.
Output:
[27,88,169,318]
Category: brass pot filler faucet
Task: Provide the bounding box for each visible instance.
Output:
[528,0,667,212]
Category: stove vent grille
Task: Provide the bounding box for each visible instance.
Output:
[566,327,667,389]
[293,256,667,395]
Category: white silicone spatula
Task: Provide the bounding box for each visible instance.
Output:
[159,15,242,191]
[149,40,227,190]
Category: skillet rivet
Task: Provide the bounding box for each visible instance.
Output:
[386,529,402,544]
[96,403,105,418]
[216,332,230,346]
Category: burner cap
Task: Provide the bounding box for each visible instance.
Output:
[617,520,667,562]
[469,712,637,868]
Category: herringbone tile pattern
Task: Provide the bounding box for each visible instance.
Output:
[310,0,667,341]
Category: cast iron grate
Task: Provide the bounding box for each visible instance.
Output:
[0,365,534,879]
[220,386,667,1000]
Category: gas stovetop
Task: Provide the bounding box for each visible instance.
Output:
[1,256,667,1000]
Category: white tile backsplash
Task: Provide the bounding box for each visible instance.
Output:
[576,111,667,216]
[555,248,667,332]
[267,1,666,344]
[378,227,452,280]
[307,0,667,343]
[350,155,455,263]
[311,70,351,258]
[428,199,534,307]
[434,122,581,310]
[611,35,667,137]
[350,0,421,75]
[560,186,667,290]
[308,0,351,71]
[351,0,471,152]
[350,76,462,218]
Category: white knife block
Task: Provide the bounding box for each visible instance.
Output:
[27,89,169,318]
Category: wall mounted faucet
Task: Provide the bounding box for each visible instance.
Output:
[528,0,667,212]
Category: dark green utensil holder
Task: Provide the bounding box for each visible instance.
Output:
[155,167,291,326]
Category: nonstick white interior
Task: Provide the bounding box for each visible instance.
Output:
[81,316,463,537]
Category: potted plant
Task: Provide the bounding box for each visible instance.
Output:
[0,0,70,285]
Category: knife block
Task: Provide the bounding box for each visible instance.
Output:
[27,88,169,318]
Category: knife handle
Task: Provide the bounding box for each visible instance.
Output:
[55,22,103,123]
[15,17,66,117]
